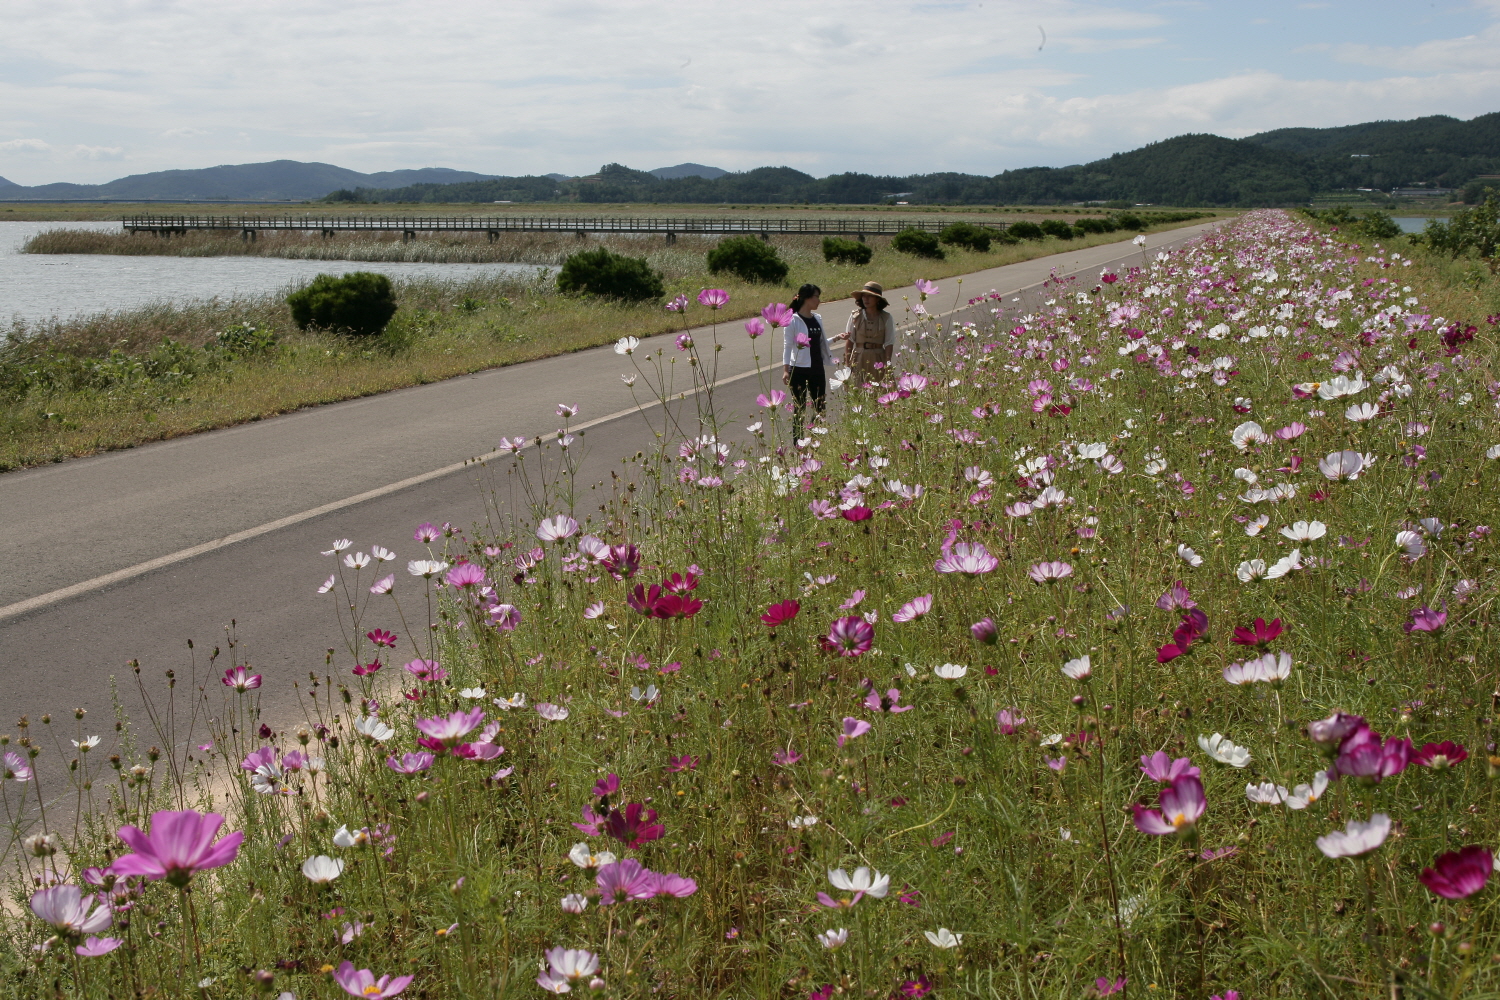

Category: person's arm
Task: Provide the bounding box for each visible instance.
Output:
[782,316,800,384]
[883,312,896,365]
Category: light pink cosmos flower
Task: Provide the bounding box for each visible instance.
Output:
[386,752,434,774]
[864,687,914,714]
[762,302,794,327]
[112,810,244,887]
[837,717,872,747]
[444,562,487,589]
[541,947,601,991]
[1027,561,1073,584]
[556,403,579,418]
[333,961,414,999]
[413,522,441,543]
[971,618,998,644]
[75,936,122,957]
[666,293,688,312]
[536,703,570,721]
[934,542,998,574]
[1132,775,1207,835]
[1139,751,1200,783]
[892,594,933,623]
[29,885,113,935]
[537,515,579,542]
[1318,450,1366,481]
[1274,422,1307,441]
[1316,813,1391,858]
[744,317,765,338]
[757,390,787,408]
[596,859,660,904]
[220,666,261,692]
[414,707,484,747]
[914,279,939,297]
[995,708,1025,734]
[698,288,729,309]
[370,574,395,595]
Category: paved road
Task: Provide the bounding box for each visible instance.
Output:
[0,221,1222,813]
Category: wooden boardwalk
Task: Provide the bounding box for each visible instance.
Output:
[122,213,989,241]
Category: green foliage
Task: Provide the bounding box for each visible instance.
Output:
[937,221,993,252]
[555,246,666,301]
[1006,220,1045,240]
[1073,217,1119,236]
[1113,213,1144,231]
[1039,218,1075,240]
[821,236,873,265]
[1354,211,1403,240]
[213,323,278,358]
[1416,195,1500,260]
[705,236,790,283]
[890,228,945,258]
[285,272,398,337]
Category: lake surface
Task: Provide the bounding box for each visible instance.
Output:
[0,221,549,327]
[1393,217,1433,234]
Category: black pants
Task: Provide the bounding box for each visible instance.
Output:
[789,367,826,430]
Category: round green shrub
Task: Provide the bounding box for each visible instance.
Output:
[1073,217,1117,235]
[285,272,398,337]
[1355,212,1403,240]
[891,228,945,259]
[706,236,790,283]
[1006,221,1044,240]
[556,247,665,302]
[938,221,993,252]
[822,236,873,265]
[1039,219,1075,241]
[1113,212,1145,231]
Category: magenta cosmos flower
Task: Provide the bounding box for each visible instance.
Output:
[1419,845,1492,899]
[415,707,485,748]
[1132,775,1207,835]
[220,666,261,691]
[995,708,1025,734]
[444,561,487,589]
[971,617,998,644]
[825,616,874,656]
[1027,561,1072,584]
[596,859,660,904]
[1413,740,1468,769]
[333,961,414,999]
[760,599,799,627]
[763,302,794,327]
[112,810,244,887]
[1332,724,1411,783]
[386,752,434,774]
[744,318,766,338]
[935,542,999,574]
[698,288,729,309]
[604,803,665,848]
[837,717,872,747]
[842,506,873,522]
[1140,751,1200,783]
[1404,603,1447,633]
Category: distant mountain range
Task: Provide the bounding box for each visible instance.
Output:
[3,115,1497,206]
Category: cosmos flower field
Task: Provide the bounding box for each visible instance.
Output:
[5,209,1500,998]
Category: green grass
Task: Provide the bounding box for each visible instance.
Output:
[5,210,1500,998]
[0,219,1225,471]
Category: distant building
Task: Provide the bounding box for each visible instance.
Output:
[1391,187,1453,197]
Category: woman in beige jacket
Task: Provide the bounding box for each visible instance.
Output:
[843,281,896,383]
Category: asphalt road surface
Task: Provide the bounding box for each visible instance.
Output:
[0,221,1223,815]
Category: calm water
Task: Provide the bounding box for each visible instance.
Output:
[0,221,549,326]
[1393,217,1433,234]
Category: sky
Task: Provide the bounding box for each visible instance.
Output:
[2,0,1499,186]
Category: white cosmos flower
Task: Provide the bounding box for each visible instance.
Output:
[1231,420,1270,451]
[301,855,344,884]
[72,735,101,750]
[614,336,640,355]
[1280,521,1326,542]
[1236,559,1268,582]
[1145,458,1168,475]
[1264,549,1302,580]
[1060,656,1091,681]
[816,928,849,949]
[561,893,589,914]
[1246,782,1289,805]
[934,663,968,679]
[1040,733,1063,746]
[621,374,636,386]
[1245,514,1269,536]
[1223,651,1292,685]
[493,693,526,710]
[1285,771,1330,810]
[924,928,962,949]
[1198,733,1251,768]
[568,843,617,868]
[1317,373,1368,399]
[322,539,352,555]
[1233,467,1259,485]
[370,545,396,562]
[537,515,580,542]
[828,867,889,898]
[408,559,449,578]
[1395,530,1427,560]
[343,551,371,569]
[1345,402,1379,422]
[1177,544,1204,567]
[459,687,487,699]
[629,684,659,703]
[583,602,605,620]
[317,574,337,594]
[535,703,569,721]
[1488,444,1500,460]
[1076,442,1108,460]
[1316,813,1391,858]
[788,815,820,829]
[354,716,394,741]
[1318,450,1365,481]
[333,825,370,848]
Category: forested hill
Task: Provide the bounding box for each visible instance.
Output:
[330,112,1500,208]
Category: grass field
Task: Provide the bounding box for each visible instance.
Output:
[0,218,1223,472]
[5,209,1500,998]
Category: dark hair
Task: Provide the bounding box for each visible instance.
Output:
[789,283,821,314]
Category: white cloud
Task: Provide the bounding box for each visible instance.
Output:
[0,0,1495,185]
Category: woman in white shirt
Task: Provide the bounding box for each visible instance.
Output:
[843,281,896,383]
[781,283,834,429]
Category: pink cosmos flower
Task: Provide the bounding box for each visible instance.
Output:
[744,318,766,338]
[676,332,694,350]
[604,803,665,848]
[386,752,434,774]
[1132,775,1207,835]
[366,629,398,649]
[1096,977,1127,996]
[666,755,699,773]
[698,288,729,309]
[654,872,698,897]
[1420,845,1493,899]
[403,658,445,681]
[1155,581,1196,611]
[415,707,484,748]
[1413,741,1468,769]
[333,961,414,999]
[663,571,699,595]
[841,506,873,522]
[666,293,688,312]
[825,616,874,656]
[1027,561,1073,584]
[29,885,113,934]
[1274,422,1307,441]
[995,708,1025,735]
[892,594,933,623]
[837,717,872,747]
[757,390,787,408]
[971,617,998,644]
[761,302,794,327]
[413,522,441,543]
[914,279,938,297]
[444,562,487,589]
[1332,725,1411,783]
[1316,813,1391,858]
[864,687,914,714]
[1404,603,1447,633]
[488,603,522,630]
[597,859,660,904]
[1139,751,1200,783]
[602,544,641,580]
[536,515,579,542]
[221,666,262,692]
[761,599,800,627]
[1308,711,1366,750]
[934,542,999,574]
[1230,617,1282,647]
[75,936,122,957]
[112,810,245,887]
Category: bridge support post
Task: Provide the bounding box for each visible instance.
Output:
[665,231,676,244]
[487,230,498,244]
[242,229,256,242]
[575,230,586,239]
[403,230,415,243]
[857,234,866,243]
[760,231,770,242]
